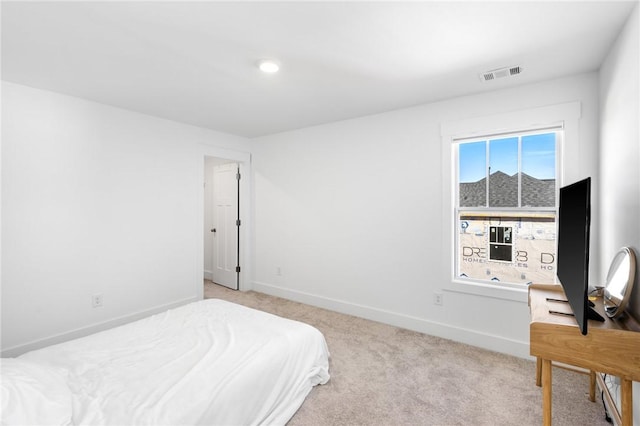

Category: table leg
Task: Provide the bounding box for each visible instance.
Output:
[542,359,552,426]
[621,378,632,426]
[589,371,596,402]
[536,357,542,387]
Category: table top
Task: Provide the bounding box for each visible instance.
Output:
[528,284,640,333]
[529,284,640,381]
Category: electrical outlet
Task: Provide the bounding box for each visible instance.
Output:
[92,294,103,308]
[434,292,443,306]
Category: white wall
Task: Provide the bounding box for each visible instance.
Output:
[1,82,249,357]
[598,6,639,424]
[599,4,640,319]
[251,72,600,358]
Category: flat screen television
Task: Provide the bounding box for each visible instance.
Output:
[556,177,604,335]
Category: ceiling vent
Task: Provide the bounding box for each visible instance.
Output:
[480,66,522,82]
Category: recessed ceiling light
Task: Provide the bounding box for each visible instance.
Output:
[258,59,280,73]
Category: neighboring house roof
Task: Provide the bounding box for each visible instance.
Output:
[460,171,555,207]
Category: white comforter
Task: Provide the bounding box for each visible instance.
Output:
[16,299,330,425]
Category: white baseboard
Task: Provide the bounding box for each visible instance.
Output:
[1,296,199,358]
[204,270,213,281]
[252,281,530,359]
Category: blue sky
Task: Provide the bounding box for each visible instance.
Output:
[459,133,556,183]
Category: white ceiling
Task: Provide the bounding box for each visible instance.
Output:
[1,1,636,138]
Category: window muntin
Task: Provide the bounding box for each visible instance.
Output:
[456,131,559,286]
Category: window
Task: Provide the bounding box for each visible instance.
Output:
[455,130,559,286]
[489,226,513,262]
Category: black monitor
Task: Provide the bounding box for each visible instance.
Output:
[556,177,604,335]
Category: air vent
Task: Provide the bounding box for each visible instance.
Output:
[480,65,522,82]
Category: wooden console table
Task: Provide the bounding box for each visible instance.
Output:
[529,284,640,426]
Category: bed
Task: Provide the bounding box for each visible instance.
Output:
[1,299,330,425]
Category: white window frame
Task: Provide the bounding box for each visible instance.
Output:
[454,128,562,287]
[440,102,581,302]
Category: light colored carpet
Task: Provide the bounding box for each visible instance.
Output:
[204,281,611,426]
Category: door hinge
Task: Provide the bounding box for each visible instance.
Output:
[235,266,241,273]
[236,219,241,226]
[236,172,241,181]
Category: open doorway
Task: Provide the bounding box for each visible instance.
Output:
[204,156,240,290]
[198,147,250,298]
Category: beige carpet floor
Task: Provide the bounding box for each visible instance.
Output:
[204,281,611,426]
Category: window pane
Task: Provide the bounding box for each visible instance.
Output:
[459,141,486,207]
[522,133,556,207]
[488,137,518,207]
[458,213,556,284]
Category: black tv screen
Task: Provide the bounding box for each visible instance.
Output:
[556,177,593,335]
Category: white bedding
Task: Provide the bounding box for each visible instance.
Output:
[10,299,330,425]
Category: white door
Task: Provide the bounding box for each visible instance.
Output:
[212,163,238,289]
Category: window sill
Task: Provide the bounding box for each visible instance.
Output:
[446,279,529,303]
